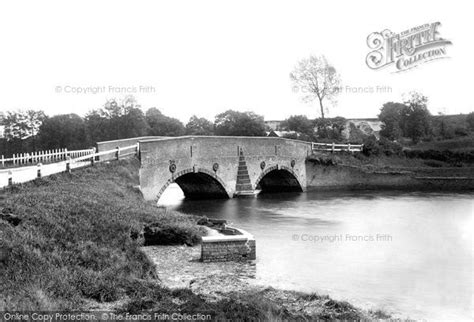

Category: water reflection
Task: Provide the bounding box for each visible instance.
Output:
[158,184,473,320]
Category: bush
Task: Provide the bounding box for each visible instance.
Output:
[143,224,203,246]
[454,127,469,137]
[378,137,403,156]
[362,136,403,157]
[362,135,381,156]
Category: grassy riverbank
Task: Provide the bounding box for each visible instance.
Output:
[0,158,376,320]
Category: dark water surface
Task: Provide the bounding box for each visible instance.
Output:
[159,185,473,320]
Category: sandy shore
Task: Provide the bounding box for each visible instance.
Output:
[142,245,391,320]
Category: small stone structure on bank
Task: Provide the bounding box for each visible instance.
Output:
[200,223,256,262]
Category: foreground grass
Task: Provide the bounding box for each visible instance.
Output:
[0,158,371,320]
[0,159,205,310]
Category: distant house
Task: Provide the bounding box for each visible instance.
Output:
[265,117,382,139]
[265,120,283,131]
[342,118,382,139]
[266,130,298,138]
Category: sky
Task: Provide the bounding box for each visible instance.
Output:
[0,0,472,123]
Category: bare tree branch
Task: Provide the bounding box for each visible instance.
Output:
[290,55,341,120]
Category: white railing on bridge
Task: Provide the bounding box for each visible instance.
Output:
[1,148,96,168]
[311,142,363,153]
[0,144,138,188]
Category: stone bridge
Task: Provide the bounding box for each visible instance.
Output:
[138,136,313,201]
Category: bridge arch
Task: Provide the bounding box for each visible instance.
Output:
[254,165,303,193]
[156,167,231,201]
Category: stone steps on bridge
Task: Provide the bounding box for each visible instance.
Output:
[235,150,254,194]
[236,183,253,191]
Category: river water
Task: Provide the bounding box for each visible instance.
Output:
[159,184,473,321]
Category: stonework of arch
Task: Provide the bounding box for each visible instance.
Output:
[156,167,231,201]
[254,165,304,191]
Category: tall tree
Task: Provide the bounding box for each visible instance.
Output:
[378,102,405,140]
[3,110,46,151]
[185,115,214,135]
[39,114,87,149]
[290,55,341,120]
[401,92,432,143]
[85,96,148,143]
[85,109,111,143]
[280,115,315,137]
[214,110,266,136]
[146,108,185,136]
[3,110,46,141]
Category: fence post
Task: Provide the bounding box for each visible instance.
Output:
[1,155,4,168]
[66,156,71,174]
[348,143,351,152]
[90,147,96,166]
[37,163,42,178]
[116,146,120,160]
[8,170,12,186]
[331,143,335,153]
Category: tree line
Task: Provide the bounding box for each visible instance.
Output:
[2,52,472,157]
[378,92,474,143]
[0,96,270,156]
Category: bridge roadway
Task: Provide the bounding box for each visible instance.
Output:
[138,136,312,201]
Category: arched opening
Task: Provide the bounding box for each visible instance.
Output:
[174,172,229,199]
[256,168,303,193]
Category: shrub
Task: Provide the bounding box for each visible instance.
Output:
[454,127,469,137]
[362,136,404,157]
[378,137,403,156]
[362,135,381,156]
[143,224,202,246]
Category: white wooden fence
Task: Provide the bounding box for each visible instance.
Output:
[311,142,363,153]
[1,148,96,167]
[0,145,138,188]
